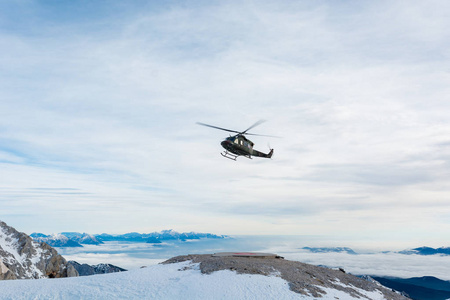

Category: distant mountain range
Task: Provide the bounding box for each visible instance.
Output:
[62,232,104,245]
[97,229,226,243]
[30,230,227,247]
[398,247,450,256]
[371,276,450,300]
[30,233,101,247]
[301,246,450,256]
[302,247,357,255]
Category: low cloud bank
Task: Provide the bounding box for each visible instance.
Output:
[282,251,450,280]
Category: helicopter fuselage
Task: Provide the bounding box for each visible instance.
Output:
[221,135,254,156]
[220,135,273,160]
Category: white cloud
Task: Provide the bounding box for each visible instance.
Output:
[58,240,450,281]
[284,251,450,281]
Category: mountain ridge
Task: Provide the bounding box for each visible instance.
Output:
[0,220,78,280]
[398,247,450,256]
[68,260,126,276]
[30,230,227,247]
[302,247,357,255]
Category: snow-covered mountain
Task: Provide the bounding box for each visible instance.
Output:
[0,254,409,300]
[302,247,357,255]
[30,233,83,247]
[30,232,103,247]
[145,229,227,243]
[30,230,227,247]
[95,232,150,242]
[61,232,103,245]
[399,246,450,255]
[0,220,78,280]
[95,229,227,244]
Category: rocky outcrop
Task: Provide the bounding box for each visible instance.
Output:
[163,254,410,300]
[68,261,127,276]
[0,220,78,280]
[0,260,16,280]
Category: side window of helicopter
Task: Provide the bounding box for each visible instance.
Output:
[234,138,239,144]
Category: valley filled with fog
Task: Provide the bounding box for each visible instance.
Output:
[57,235,450,280]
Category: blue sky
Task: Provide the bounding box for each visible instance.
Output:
[1,0,450,248]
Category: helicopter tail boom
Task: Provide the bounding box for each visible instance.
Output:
[252,148,273,159]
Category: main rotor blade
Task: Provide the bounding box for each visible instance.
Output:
[196,122,240,134]
[241,119,266,134]
[245,133,281,138]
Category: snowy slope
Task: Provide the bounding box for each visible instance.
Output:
[0,260,392,300]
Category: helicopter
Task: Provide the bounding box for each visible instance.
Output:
[197,120,275,161]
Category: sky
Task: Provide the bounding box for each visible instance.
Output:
[1,0,450,248]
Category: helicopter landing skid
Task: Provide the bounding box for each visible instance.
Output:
[221,151,252,161]
[221,151,238,161]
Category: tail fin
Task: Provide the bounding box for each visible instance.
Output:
[268,149,274,158]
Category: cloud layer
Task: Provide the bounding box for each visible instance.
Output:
[1,1,450,248]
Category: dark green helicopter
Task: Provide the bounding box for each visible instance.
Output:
[197,120,275,161]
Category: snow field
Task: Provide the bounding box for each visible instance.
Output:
[0,261,390,300]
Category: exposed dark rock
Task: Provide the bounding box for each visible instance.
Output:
[68,261,127,276]
[163,254,410,299]
[371,276,450,300]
